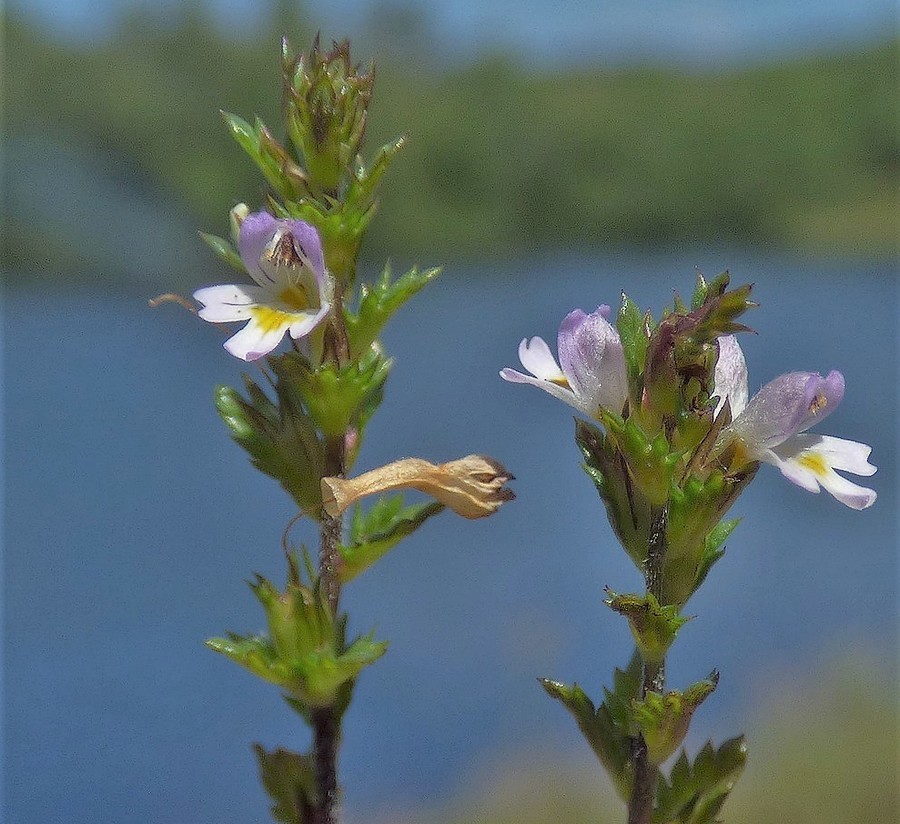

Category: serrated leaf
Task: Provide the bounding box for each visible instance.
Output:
[215,377,325,519]
[344,135,406,215]
[272,349,391,438]
[339,496,445,582]
[199,231,245,271]
[654,735,747,824]
[221,111,298,201]
[541,650,642,800]
[575,417,653,569]
[254,744,317,824]
[345,263,441,358]
[617,292,649,396]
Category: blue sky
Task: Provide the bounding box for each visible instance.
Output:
[12,0,898,64]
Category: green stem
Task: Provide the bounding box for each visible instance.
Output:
[628,506,668,824]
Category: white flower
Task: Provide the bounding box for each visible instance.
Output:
[193,212,331,361]
[500,305,628,418]
[714,335,876,510]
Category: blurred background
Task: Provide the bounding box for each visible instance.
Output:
[3,1,898,822]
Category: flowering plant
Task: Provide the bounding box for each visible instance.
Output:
[502,275,876,823]
[162,37,512,824]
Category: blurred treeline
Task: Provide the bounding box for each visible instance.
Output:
[5,6,898,279]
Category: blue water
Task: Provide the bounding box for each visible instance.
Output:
[4,252,897,822]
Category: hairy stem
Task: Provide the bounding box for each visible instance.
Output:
[628,506,668,824]
[310,285,352,824]
[310,707,341,824]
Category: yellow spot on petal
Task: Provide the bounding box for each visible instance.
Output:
[549,376,571,388]
[808,393,828,415]
[250,305,293,334]
[797,451,828,476]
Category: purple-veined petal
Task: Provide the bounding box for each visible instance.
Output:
[284,220,326,282]
[238,212,279,286]
[557,307,627,414]
[713,334,749,416]
[730,370,844,452]
[763,432,877,510]
[223,314,292,361]
[193,284,266,322]
[517,336,565,382]
[499,368,587,413]
[288,301,331,339]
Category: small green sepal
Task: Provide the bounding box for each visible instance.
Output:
[272,349,391,439]
[654,735,747,824]
[632,672,719,766]
[605,589,691,662]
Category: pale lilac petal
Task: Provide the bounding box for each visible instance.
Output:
[518,337,565,381]
[764,433,877,510]
[557,307,628,414]
[238,212,279,286]
[193,284,267,322]
[288,301,331,339]
[284,220,326,282]
[730,370,844,452]
[713,335,749,416]
[499,368,587,414]
[223,317,291,361]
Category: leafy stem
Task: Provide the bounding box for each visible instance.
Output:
[628,505,668,824]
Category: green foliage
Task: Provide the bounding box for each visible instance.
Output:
[540,650,642,800]
[605,591,691,662]
[575,418,652,568]
[254,745,318,824]
[693,517,740,591]
[616,293,653,404]
[631,674,718,766]
[207,563,387,707]
[222,111,308,202]
[215,374,325,519]
[198,231,245,271]
[338,495,445,582]
[345,263,442,359]
[273,349,391,438]
[654,736,747,824]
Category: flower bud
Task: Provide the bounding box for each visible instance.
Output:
[229,202,250,246]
